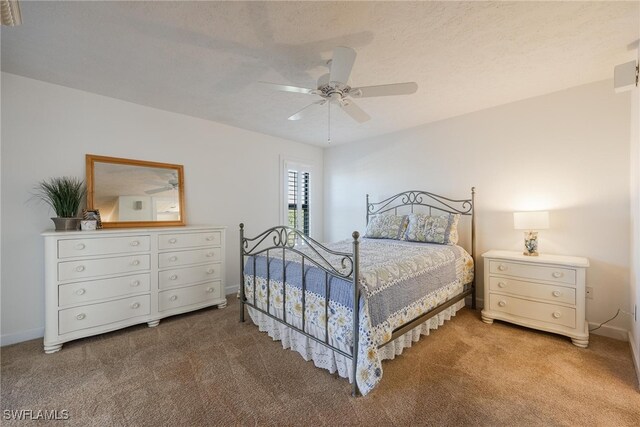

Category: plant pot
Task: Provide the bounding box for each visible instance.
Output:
[51,217,81,231]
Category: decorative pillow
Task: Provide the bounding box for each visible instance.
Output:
[364,215,408,240]
[404,213,460,245]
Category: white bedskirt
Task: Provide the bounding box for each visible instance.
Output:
[247,298,465,384]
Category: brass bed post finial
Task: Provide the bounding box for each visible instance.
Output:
[239,223,245,322]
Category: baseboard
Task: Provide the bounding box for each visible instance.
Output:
[1,327,44,347]
[588,322,629,341]
[225,283,240,296]
[629,332,640,391]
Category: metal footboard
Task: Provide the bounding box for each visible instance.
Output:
[239,224,361,396]
[239,187,476,397]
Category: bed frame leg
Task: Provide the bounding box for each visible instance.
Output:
[239,223,246,323]
[471,281,477,310]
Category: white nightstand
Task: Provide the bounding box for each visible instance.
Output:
[481,250,590,348]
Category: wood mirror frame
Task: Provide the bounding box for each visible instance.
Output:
[86,154,186,228]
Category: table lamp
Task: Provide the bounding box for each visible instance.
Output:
[513,211,549,256]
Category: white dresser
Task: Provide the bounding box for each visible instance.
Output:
[43,226,226,353]
[481,250,590,347]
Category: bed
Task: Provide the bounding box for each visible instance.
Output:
[239,189,476,396]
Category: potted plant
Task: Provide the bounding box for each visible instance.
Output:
[34,177,86,231]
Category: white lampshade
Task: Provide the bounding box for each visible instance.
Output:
[513,211,549,230]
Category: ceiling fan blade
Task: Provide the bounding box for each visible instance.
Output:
[330,47,357,84]
[145,186,173,195]
[288,100,326,121]
[338,100,370,123]
[258,81,317,95]
[350,82,418,98]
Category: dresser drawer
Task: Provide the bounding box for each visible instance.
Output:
[159,247,222,268]
[159,263,221,289]
[159,282,222,312]
[489,260,576,285]
[58,295,150,334]
[158,231,221,250]
[489,294,576,328]
[489,277,576,305]
[58,236,150,259]
[58,273,150,307]
[58,255,150,281]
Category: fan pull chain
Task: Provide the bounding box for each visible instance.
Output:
[327,101,331,143]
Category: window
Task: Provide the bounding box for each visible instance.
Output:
[287,169,310,235]
[281,159,313,237]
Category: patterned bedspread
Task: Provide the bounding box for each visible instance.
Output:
[243,238,474,395]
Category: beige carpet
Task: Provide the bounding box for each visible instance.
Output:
[2,298,639,426]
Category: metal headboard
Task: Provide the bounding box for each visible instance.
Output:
[366,187,475,257]
[367,188,476,311]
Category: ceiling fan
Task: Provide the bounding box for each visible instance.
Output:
[259,46,418,140]
[145,173,179,195]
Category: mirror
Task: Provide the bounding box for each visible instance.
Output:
[86,155,185,228]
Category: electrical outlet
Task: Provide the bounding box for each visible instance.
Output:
[586,287,593,299]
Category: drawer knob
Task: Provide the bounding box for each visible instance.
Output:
[75,265,85,272]
[552,311,562,319]
[206,236,214,241]
[206,268,215,274]
[169,295,178,301]
[76,243,85,250]
[131,260,140,266]
[168,238,177,244]
[131,280,140,287]
[206,287,215,293]
[498,300,506,307]
[170,274,178,281]
[169,256,178,262]
[497,282,506,288]
[130,240,140,247]
[497,264,507,271]
[206,252,215,258]
[130,302,140,309]
[552,290,562,297]
[552,272,563,278]
[75,288,86,296]
[76,313,86,320]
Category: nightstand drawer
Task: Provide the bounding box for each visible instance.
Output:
[489,294,576,328]
[489,277,576,305]
[489,260,576,285]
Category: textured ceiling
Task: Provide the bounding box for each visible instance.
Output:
[2,1,638,146]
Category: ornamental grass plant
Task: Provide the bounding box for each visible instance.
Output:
[34,177,85,218]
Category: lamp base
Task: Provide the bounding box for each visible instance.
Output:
[523,231,539,256]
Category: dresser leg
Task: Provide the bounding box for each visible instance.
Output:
[44,343,62,354]
[147,320,160,328]
[218,300,227,309]
[571,337,589,348]
[481,314,494,324]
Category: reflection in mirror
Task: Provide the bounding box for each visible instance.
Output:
[86,155,185,228]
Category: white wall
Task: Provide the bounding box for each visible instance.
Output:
[0,73,323,345]
[324,80,631,339]
[629,45,640,385]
